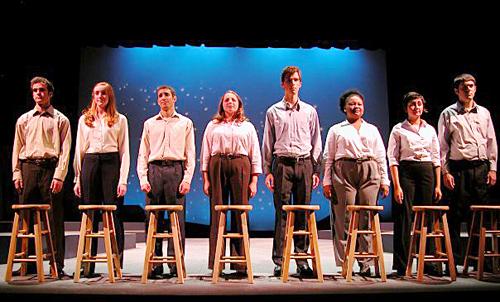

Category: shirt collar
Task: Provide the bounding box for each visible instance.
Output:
[156,110,180,120]
[281,98,301,111]
[456,101,478,114]
[32,105,54,117]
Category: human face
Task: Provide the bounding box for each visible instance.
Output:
[344,95,364,121]
[406,98,424,121]
[32,82,52,108]
[157,88,176,112]
[222,92,239,118]
[281,72,302,96]
[455,80,476,104]
[92,85,109,111]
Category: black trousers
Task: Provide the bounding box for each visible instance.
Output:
[80,152,124,272]
[146,161,185,270]
[271,157,313,267]
[392,161,435,273]
[445,159,490,265]
[19,161,65,270]
[207,155,251,270]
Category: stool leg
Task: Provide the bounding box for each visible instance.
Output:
[141,211,157,283]
[174,212,187,279]
[34,210,45,282]
[43,210,58,279]
[373,212,386,281]
[371,213,380,277]
[308,211,323,282]
[82,211,93,276]
[463,211,477,275]
[281,211,294,283]
[212,210,226,283]
[342,209,355,278]
[492,212,499,274]
[20,211,30,276]
[5,211,21,282]
[74,211,89,282]
[432,211,443,275]
[109,211,122,279]
[406,212,420,277]
[345,211,359,282]
[170,211,184,284]
[240,211,253,284]
[416,212,427,281]
[103,211,116,283]
[477,212,486,280]
[441,212,456,281]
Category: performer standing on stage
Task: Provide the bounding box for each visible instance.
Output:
[12,76,71,278]
[438,73,497,269]
[73,81,130,277]
[262,66,322,278]
[201,90,261,275]
[137,85,195,278]
[387,91,442,276]
[322,89,389,276]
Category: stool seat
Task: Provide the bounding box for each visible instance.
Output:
[145,204,183,211]
[342,205,386,282]
[406,205,456,281]
[74,205,122,283]
[12,204,51,210]
[212,205,253,284]
[142,205,186,283]
[215,205,253,211]
[413,205,449,211]
[5,203,57,282]
[78,205,117,211]
[463,205,500,280]
[281,204,323,282]
[283,205,320,211]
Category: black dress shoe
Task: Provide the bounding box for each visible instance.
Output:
[273,265,282,277]
[150,265,164,278]
[76,269,101,278]
[358,265,371,277]
[57,268,70,279]
[296,264,314,277]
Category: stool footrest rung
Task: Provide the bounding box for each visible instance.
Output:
[85,233,107,238]
[219,259,247,263]
[353,253,379,258]
[17,234,36,238]
[223,233,244,238]
[292,231,312,236]
[153,233,174,239]
[222,256,246,260]
[356,230,376,235]
[149,259,177,263]
[290,255,315,260]
[423,258,450,262]
[82,259,109,263]
[14,252,27,257]
[13,258,37,263]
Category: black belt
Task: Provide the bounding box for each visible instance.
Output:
[214,153,246,159]
[22,157,58,166]
[449,159,489,169]
[337,157,374,163]
[277,156,310,164]
[150,160,184,166]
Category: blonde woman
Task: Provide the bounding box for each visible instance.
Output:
[73,82,130,277]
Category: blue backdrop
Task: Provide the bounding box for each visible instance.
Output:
[78,46,390,230]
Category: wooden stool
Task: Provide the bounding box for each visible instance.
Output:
[142,205,186,283]
[5,204,57,282]
[212,204,253,284]
[74,205,122,283]
[463,205,500,280]
[281,204,323,283]
[342,205,386,282]
[406,205,456,281]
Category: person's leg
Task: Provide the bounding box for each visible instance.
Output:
[227,157,251,271]
[208,156,224,270]
[272,161,294,269]
[292,159,313,268]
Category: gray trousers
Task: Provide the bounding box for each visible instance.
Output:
[331,159,381,268]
